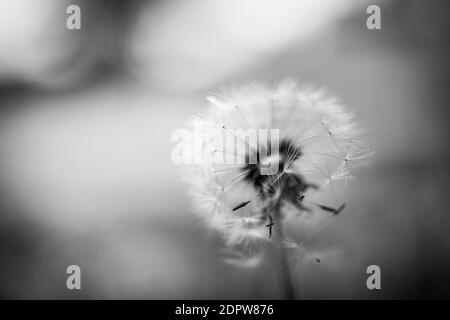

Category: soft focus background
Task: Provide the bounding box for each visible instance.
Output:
[0,0,449,299]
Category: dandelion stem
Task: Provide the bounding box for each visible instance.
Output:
[272,204,296,300]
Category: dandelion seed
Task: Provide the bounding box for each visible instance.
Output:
[182,80,371,299]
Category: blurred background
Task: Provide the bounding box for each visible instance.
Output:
[0,0,449,299]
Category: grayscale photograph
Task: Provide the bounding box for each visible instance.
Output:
[0,0,449,303]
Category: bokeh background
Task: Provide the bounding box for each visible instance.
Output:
[0,0,449,299]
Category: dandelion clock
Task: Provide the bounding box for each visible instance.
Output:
[175,80,372,299]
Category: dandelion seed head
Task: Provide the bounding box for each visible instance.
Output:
[183,80,370,266]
